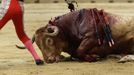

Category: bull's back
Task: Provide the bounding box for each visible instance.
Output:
[86,13,134,56]
[111,15,134,41]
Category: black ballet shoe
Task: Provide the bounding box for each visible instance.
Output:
[35,59,44,65]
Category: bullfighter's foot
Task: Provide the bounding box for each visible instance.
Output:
[35,59,44,65]
[118,55,134,63]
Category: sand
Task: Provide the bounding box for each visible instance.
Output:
[0,3,134,75]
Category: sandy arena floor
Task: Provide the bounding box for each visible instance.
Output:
[0,3,134,75]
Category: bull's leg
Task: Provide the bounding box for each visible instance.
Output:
[57,55,78,62]
[76,37,98,61]
[117,38,134,63]
[118,55,134,63]
[107,54,122,59]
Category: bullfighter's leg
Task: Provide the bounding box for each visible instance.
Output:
[11,2,44,65]
[0,0,11,29]
[0,0,44,65]
[0,12,11,29]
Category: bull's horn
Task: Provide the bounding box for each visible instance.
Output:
[15,45,26,49]
[45,26,59,36]
[15,34,35,49]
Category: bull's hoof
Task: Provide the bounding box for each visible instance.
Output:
[35,59,44,65]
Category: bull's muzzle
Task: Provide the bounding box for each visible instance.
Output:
[47,56,56,63]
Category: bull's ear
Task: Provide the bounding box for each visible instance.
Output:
[47,27,54,33]
[46,38,54,46]
[45,26,59,36]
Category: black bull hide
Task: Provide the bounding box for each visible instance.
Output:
[17,8,134,63]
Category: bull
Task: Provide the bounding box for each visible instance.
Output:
[16,8,134,63]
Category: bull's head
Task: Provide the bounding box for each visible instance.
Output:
[41,25,68,63]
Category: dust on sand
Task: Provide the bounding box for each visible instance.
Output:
[0,3,134,75]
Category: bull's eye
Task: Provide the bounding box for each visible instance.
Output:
[46,38,54,46]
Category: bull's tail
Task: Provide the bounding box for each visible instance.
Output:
[15,35,35,49]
